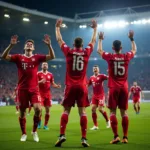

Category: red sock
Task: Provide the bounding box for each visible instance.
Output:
[92,112,98,126]
[110,114,118,137]
[134,105,137,113]
[80,114,87,138]
[19,117,26,135]
[101,111,109,122]
[60,113,68,135]
[122,115,129,137]
[33,115,40,132]
[138,106,140,112]
[16,106,19,111]
[44,114,50,126]
[28,106,32,113]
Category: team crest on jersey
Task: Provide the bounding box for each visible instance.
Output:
[21,59,24,61]
[48,76,50,79]
[32,58,35,61]
[41,76,43,78]
[64,45,67,48]
[97,77,99,80]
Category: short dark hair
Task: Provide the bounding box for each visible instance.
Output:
[74,37,83,48]
[93,65,99,68]
[113,40,122,52]
[25,39,34,45]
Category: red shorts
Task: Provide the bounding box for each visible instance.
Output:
[40,93,52,107]
[17,88,41,109]
[133,97,140,103]
[62,84,89,107]
[108,87,128,110]
[91,95,105,107]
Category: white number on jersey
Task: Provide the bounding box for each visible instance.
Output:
[114,62,125,76]
[73,55,84,71]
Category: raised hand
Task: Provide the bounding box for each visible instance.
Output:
[56,18,63,28]
[128,30,134,38]
[89,19,97,29]
[10,35,19,45]
[98,32,104,40]
[57,84,61,88]
[43,34,51,45]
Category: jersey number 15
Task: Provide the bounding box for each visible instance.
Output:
[114,62,125,76]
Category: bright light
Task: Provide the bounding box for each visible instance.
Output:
[98,24,103,27]
[118,21,127,28]
[44,21,48,25]
[148,19,150,23]
[23,18,30,22]
[4,14,10,18]
[61,24,67,28]
[94,57,97,60]
[79,25,87,28]
[136,20,142,24]
[131,22,134,24]
[104,22,111,29]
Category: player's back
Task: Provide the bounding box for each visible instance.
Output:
[102,51,134,88]
[61,43,93,85]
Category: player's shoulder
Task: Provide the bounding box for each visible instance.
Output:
[99,74,107,77]
[37,71,42,75]
[47,72,53,76]
[137,86,141,89]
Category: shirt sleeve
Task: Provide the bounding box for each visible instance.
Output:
[102,52,111,61]
[88,77,92,86]
[126,51,134,60]
[85,43,93,56]
[37,54,46,63]
[37,72,40,81]
[130,87,133,92]
[61,43,70,57]
[139,87,142,91]
[102,74,108,80]
[50,74,54,83]
[10,54,19,63]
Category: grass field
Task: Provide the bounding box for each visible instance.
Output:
[0,103,150,150]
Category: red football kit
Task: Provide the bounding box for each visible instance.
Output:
[10,54,46,108]
[102,51,134,110]
[130,86,141,103]
[14,86,18,103]
[89,74,108,106]
[37,71,54,107]
[61,43,93,107]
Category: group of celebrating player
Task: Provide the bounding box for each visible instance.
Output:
[1,18,143,147]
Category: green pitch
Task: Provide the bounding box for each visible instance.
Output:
[0,103,150,150]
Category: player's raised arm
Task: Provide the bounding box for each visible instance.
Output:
[43,34,55,61]
[1,35,19,61]
[97,32,105,56]
[128,30,137,55]
[55,19,65,47]
[89,19,97,47]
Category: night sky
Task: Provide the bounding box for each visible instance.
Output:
[2,0,150,18]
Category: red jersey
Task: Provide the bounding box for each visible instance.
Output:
[130,86,141,98]
[89,74,108,96]
[10,54,46,89]
[102,51,134,88]
[61,43,93,85]
[37,71,54,94]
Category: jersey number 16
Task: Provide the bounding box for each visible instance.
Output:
[73,55,84,71]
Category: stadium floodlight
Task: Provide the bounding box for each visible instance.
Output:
[79,25,83,28]
[136,20,142,24]
[44,21,48,25]
[79,25,87,28]
[4,14,10,18]
[104,22,111,29]
[23,17,30,22]
[147,19,150,23]
[61,24,67,28]
[141,19,147,24]
[98,24,103,28]
[131,22,134,24]
[118,21,127,28]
